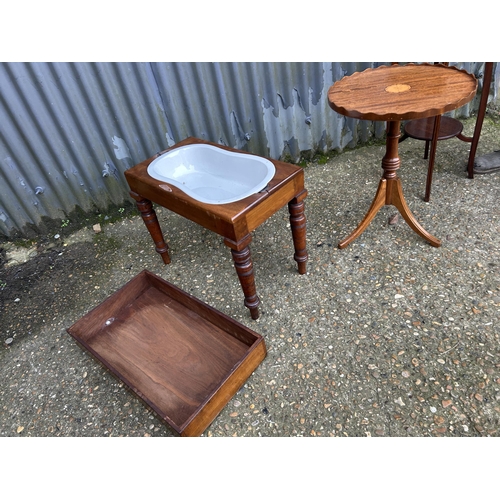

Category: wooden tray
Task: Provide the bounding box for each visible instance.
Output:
[67,270,266,436]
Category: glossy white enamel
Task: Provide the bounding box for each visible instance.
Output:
[147,144,276,204]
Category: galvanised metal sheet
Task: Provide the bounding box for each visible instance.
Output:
[0,62,495,238]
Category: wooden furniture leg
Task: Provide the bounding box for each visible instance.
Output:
[288,189,308,274]
[130,191,171,264]
[339,120,441,249]
[338,179,386,249]
[467,62,494,178]
[224,235,260,320]
[390,177,441,247]
[424,114,442,202]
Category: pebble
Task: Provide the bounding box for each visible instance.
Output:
[388,214,399,225]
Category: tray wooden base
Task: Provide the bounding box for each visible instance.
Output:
[67,270,266,436]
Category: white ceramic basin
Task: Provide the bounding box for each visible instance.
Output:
[147,143,276,204]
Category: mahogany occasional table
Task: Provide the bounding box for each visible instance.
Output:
[328,63,477,249]
[124,137,308,320]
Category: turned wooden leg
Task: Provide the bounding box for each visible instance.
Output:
[288,190,308,274]
[225,236,260,319]
[130,191,171,264]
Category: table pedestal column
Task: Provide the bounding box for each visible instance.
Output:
[338,120,441,249]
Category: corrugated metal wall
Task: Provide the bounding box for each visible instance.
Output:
[0,62,497,239]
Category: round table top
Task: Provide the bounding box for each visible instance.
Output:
[327,63,477,121]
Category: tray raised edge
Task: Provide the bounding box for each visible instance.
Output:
[66,270,267,436]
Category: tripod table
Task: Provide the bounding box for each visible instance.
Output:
[328,63,477,249]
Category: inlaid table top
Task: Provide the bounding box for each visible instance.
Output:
[328,63,477,122]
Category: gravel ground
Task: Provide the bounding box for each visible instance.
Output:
[1,112,499,447]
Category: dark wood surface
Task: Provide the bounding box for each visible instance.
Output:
[328,63,477,122]
[67,270,267,437]
[125,137,307,242]
[327,64,477,249]
[404,115,464,142]
[125,137,308,319]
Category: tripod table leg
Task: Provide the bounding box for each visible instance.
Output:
[338,178,387,249]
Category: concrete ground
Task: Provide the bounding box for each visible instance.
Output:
[1,111,500,441]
